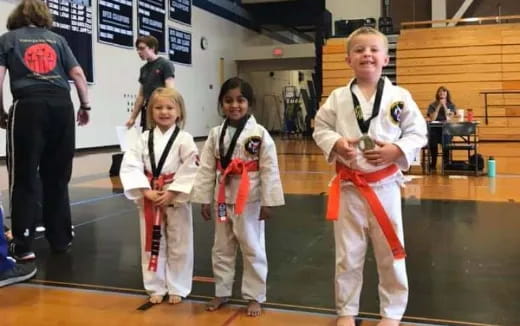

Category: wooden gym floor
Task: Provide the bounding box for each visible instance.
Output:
[1,139,519,326]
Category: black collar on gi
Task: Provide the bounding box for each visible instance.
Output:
[350,78,385,134]
[148,126,180,178]
[219,114,251,169]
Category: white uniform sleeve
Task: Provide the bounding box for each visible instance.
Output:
[167,133,199,203]
[120,133,150,200]
[393,90,428,170]
[191,129,217,204]
[259,131,285,206]
[313,91,343,163]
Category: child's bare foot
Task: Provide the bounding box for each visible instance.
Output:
[247,301,261,317]
[206,297,229,311]
[168,295,182,304]
[377,318,400,326]
[337,316,355,326]
[149,295,164,304]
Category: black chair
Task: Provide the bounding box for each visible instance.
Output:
[441,122,479,176]
[378,16,393,34]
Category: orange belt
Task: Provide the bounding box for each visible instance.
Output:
[144,171,174,271]
[217,159,259,222]
[327,163,406,259]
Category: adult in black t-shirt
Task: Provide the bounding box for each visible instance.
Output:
[0,0,90,263]
[125,36,175,129]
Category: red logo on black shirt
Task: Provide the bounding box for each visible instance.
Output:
[23,43,57,74]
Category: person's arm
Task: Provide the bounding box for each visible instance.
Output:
[69,65,90,126]
[391,90,428,170]
[191,129,217,205]
[166,133,199,203]
[69,66,89,105]
[126,86,144,128]
[119,131,151,200]
[164,77,175,89]
[259,129,284,209]
[429,103,441,121]
[313,89,349,163]
[447,103,456,120]
[162,60,175,89]
[0,66,6,129]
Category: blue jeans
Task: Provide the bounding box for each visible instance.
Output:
[0,205,15,272]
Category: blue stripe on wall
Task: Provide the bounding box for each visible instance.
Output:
[192,0,259,31]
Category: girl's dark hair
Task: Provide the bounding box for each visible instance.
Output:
[217,77,255,116]
[435,86,453,104]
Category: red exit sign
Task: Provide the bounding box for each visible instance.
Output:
[272,48,283,56]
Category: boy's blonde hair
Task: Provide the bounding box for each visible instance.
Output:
[345,27,389,54]
[146,87,187,129]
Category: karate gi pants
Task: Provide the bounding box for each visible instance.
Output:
[212,201,267,303]
[139,202,194,297]
[334,181,408,320]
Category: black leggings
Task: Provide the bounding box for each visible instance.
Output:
[7,87,75,252]
[428,128,452,168]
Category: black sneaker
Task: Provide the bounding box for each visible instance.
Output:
[0,261,37,287]
[51,242,72,254]
[8,242,36,261]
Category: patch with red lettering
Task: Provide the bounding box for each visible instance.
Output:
[23,43,57,74]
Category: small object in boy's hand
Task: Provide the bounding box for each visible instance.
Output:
[358,135,376,152]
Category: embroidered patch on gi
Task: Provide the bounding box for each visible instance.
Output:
[389,101,404,125]
[244,136,262,156]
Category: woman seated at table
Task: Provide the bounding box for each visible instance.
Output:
[426,86,456,170]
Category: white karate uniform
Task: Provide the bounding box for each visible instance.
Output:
[192,116,284,303]
[313,77,427,320]
[120,126,199,298]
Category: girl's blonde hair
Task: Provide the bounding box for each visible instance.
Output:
[345,27,389,54]
[7,0,53,30]
[146,88,187,129]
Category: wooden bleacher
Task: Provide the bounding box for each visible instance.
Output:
[322,16,520,141]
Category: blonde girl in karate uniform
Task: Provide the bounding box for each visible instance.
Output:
[192,77,284,317]
[120,87,199,305]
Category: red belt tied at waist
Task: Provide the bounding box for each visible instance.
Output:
[216,159,259,222]
[144,171,174,271]
[327,163,406,259]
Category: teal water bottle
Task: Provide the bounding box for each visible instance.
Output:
[487,156,496,177]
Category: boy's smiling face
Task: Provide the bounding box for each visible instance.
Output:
[346,34,389,81]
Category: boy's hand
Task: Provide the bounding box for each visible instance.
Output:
[155,190,176,207]
[201,204,212,221]
[142,189,161,202]
[259,206,271,220]
[363,140,403,166]
[333,138,358,160]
